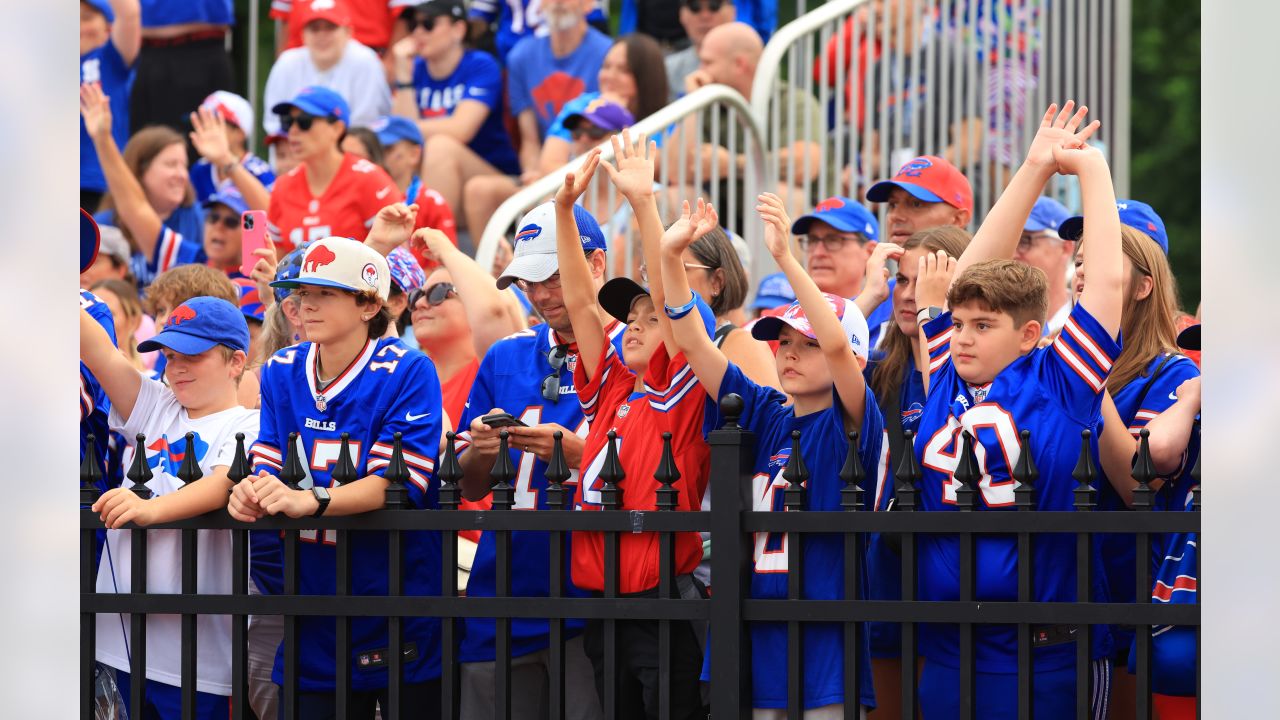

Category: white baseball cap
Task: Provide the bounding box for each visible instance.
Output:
[496,202,609,290]
[751,292,871,357]
[270,237,391,302]
[201,91,256,146]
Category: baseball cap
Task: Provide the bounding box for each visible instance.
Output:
[791,196,880,239]
[271,237,393,301]
[1024,196,1072,234]
[599,280,716,338]
[387,247,426,294]
[496,202,609,290]
[416,0,467,20]
[272,86,350,124]
[866,155,974,214]
[200,90,256,145]
[98,225,131,265]
[297,0,352,28]
[751,293,871,358]
[272,242,313,303]
[563,98,636,133]
[232,277,265,323]
[1058,199,1169,254]
[1176,323,1200,351]
[749,272,796,310]
[370,115,424,147]
[84,0,114,22]
[138,297,251,355]
[203,190,249,217]
[81,209,101,274]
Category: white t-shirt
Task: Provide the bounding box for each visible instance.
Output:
[95,378,260,696]
[262,39,392,137]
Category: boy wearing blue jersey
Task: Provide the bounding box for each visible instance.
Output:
[663,192,890,718]
[229,237,446,717]
[909,102,1120,720]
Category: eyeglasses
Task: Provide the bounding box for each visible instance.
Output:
[205,210,240,231]
[571,125,610,141]
[541,343,570,403]
[516,273,563,292]
[638,262,712,284]
[798,232,864,253]
[279,113,332,133]
[409,282,456,309]
[686,0,727,13]
[1017,232,1060,252]
[411,15,446,32]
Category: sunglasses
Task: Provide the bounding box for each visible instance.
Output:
[411,15,450,32]
[571,125,610,141]
[410,282,457,308]
[686,0,726,13]
[541,343,570,403]
[279,113,332,133]
[205,210,240,231]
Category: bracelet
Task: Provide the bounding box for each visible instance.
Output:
[664,295,698,320]
[394,82,415,90]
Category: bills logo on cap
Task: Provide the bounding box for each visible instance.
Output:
[361,263,379,287]
[898,156,934,177]
[515,224,542,243]
[814,197,846,213]
[303,245,338,272]
[168,304,198,327]
[781,304,815,335]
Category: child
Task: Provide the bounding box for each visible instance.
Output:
[557,136,713,719]
[662,192,889,718]
[908,102,1120,720]
[83,295,260,720]
[228,237,445,717]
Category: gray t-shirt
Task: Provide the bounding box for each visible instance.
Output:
[664,45,700,103]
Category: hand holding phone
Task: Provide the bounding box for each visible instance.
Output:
[240,210,270,277]
[480,412,527,429]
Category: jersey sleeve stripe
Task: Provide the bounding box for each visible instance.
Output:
[1062,316,1114,371]
[647,371,700,412]
[452,431,473,455]
[1051,337,1105,393]
[873,432,891,511]
[157,228,181,273]
[80,382,93,421]
[1134,409,1161,421]
[643,362,693,400]
[251,443,283,463]
[369,442,436,472]
[928,351,950,375]
[579,364,612,417]
[1152,575,1197,602]
[926,326,952,353]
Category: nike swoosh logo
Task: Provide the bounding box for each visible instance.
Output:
[405,411,431,422]
[1168,391,1178,400]
[376,186,391,199]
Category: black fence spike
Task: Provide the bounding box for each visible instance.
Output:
[895,430,920,511]
[1072,429,1096,511]
[176,432,204,485]
[127,433,154,500]
[600,429,624,510]
[491,431,516,511]
[384,432,410,509]
[80,434,103,505]
[280,432,305,491]
[783,430,808,511]
[438,431,462,510]
[719,393,744,430]
[1131,428,1155,511]
[227,433,250,485]
[331,432,358,487]
[655,432,680,511]
[839,431,864,512]
[1013,429,1037,510]
[954,430,979,511]
[545,430,570,511]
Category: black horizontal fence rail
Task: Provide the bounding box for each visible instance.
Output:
[80,395,1200,720]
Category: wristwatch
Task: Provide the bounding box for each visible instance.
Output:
[311,486,331,517]
[916,306,944,324]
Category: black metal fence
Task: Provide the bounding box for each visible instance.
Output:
[79,394,1199,720]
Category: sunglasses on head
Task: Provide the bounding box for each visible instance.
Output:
[540,343,570,403]
[409,282,457,308]
[279,113,331,133]
[205,209,240,231]
[571,125,610,141]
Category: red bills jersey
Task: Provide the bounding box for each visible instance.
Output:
[409,184,458,272]
[271,0,407,51]
[267,153,403,255]
[571,342,713,594]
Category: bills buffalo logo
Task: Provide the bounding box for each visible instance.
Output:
[901,402,924,425]
[896,156,933,177]
[361,263,379,287]
[768,446,791,470]
[1147,221,1158,232]
[144,433,210,475]
[515,223,543,244]
[303,245,338,272]
[814,197,846,213]
[167,304,197,327]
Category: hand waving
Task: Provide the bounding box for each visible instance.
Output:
[660,198,719,255]
[1051,141,1109,177]
[79,82,113,142]
[601,129,657,201]
[189,106,234,167]
[1023,101,1101,174]
[756,192,795,261]
[554,148,601,209]
[367,202,420,250]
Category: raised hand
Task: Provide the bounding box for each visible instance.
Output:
[690,197,719,243]
[366,202,420,251]
[914,249,957,313]
[1050,141,1109,177]
[79,82,113,141]
[554,147,602,209]
[756,192,795,261]
[861,241,904,307]
[189,106,234,167]
[411,226,455,264]
[1023,101,1101,174]
[250,236,279,308]
[660,198,718,255]
[601,129,657,200]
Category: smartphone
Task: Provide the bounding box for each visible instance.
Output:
[240,210,270,277]
[480,412,527,429]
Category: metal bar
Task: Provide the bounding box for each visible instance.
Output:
[247,0,260,138]
[603,530,619,720]
[549,522,566,720]
[335,530,351,719]
[923,0,939,156]
[441,527,460,720]
[1135,529,1153,718]
[282,530,300,720]
[81,523,97,720]
[877,0,891,186]
[231,528,250,720]
[958,529,975,720]
[387,527,403,720]
[842,523,861,718]
[728,103,739,235]
[496,523,513,720]
[786,525,803,720]
[817,20,831,201]
[180,526,198,720]
[130,527,148,716]
[907,0,923,158]
[1075,531,1091,719]
[1113,0,1132,197]
[963,0,978,214]
[1017,529,1034,719]
[710,100,722,217]
[900,520,918,718]
[800,33,814,208]
[707,399,753,719]
[658,528,674,720]
[1100,0,1112,165]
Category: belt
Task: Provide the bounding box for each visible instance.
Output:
[142,29,227,48]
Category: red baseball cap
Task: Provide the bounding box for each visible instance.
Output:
[866,155,973,214]
[296,0,352,28]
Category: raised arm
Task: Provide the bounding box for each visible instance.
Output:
[110,0,142,66]
[758,192,866,426]
[81,307,142,421]
[81,82,163,259]
[1056,142,1122,337]
[660,199,730,398]
[414,226,525,355]
[189,107,272,211]
[555,149,607,380]
[907,249,958,398]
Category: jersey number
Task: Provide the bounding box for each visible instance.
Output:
[298,439,364,545]
[921,405,1021,507]
[510,408,587,509]
[288,225,332,247]
[752,470,792,573]
[369,343,407,374]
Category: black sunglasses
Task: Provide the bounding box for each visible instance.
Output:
[205,209,240,231]
[571,125,610,141]
[409,282,456,309]
[411,14,451,32]
[686,0,726,13]
[540,343,570,403]
[279,113,332,133]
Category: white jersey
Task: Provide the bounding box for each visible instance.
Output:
[262,39,392,137]
[95,378,260,696]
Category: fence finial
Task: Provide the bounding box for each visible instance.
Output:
[601,429,623,510]
[719,393,744,430]
[383,432,410,509]
[545,430,571,511]
[1013,429,1037,510]
[80,434,102,505]
[655,432,680,511]
[839,431,864,511]
[1072,429,1096,511]
[439,431,462,510]
[332,432,357,487]
[127,433,154,499]
[895,430,920,511]
[954,430,979,510]
[491,430,516,511]
[281,432,305,490]
[1131,428,1155,511]
[176,432,204,485]
[228,432,250,485]
[783,430,808,511]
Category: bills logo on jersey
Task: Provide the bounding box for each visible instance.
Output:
[145,433,210,475]
[902,402,924,424]
[814,197,846,213]
[167,304,198,327]
[361,263,379,287]
[516,224,542,244]
[768,446,792,470]
[304,245,338,272]
[898,156,933,177]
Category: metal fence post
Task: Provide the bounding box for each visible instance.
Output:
[707,394,753,720]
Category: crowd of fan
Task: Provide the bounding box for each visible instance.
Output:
[79,2,1201,720]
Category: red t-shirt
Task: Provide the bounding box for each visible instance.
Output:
[571,342,711,594]
[410,186,459,272]
[271,0,405,52]
[267,153,403,255]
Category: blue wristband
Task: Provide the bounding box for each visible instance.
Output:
[664,295,697,320]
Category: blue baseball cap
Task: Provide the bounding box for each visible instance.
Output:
[750,272,796,310]
[138,297,250,355]
[232,277,265,323]
[496,201,608,289]
[273,241,313,303]
[81,209,101,274]
[272,86,350,124]
[600,280,716,339]
[1059,199,1169,254]
[1024,196,1072,234]
[84,0,115,22]
[203,190,248,217]
[370,115,423,147]
[790,196,880,240]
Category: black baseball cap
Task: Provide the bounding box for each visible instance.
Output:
[416,0,466,20]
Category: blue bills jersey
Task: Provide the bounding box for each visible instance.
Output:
[914,303,1121,672]
[80,290,117,491]
[410,49,520,175]
[454,321,625,663]
[252,337,444,692]
[709,362,890,710]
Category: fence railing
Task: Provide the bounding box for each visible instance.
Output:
[80,394,1198,720]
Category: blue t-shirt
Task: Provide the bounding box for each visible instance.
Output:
[140,0,234,27]
[454,322,626,662]
[80,290,117,489]
[506,28,612,139]
[95,205,207,289]
[190,154,276,204]
[708,362,889,710]
[411,49,520,176]
[80,41,135,193]
[469,0,609,63]
[617,1,777,43]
